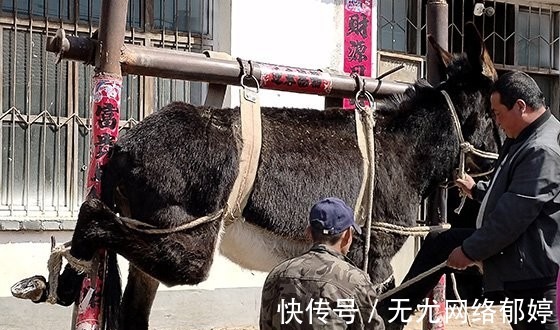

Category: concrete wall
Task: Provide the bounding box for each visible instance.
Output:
[229,0,345,109]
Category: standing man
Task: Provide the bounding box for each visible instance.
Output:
[259,197,385,329]
[380,71,560,330]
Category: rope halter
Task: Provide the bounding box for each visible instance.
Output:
[440,89,498,213]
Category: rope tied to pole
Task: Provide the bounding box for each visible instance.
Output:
[46,210,225,306]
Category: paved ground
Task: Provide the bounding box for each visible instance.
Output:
[0,288,262,330]
[0,289,515,330]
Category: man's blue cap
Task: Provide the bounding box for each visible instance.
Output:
[309,197,362,235]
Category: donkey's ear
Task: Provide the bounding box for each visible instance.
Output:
[464,22,498,81]
[428,34,453,75]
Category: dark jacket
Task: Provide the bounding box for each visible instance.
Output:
[259,244,385,329]
[462,110,560,291]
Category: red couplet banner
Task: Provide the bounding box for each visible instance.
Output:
[343,0,374,109]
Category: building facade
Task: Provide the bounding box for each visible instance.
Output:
[0,0,558,329]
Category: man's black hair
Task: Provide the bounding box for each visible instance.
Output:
[491,71,545,109]
[309,226,345,245]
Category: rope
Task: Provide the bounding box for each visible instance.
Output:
[460,142,499,160]
[356,98,376,272]
[373,274,395,296]
[46,242,92,305]
[378,261,447,301]
[371,222,451,237]
[351,73,376,273]
[450,272,472,326]
[115,208,224,234]
[351,73,375,272]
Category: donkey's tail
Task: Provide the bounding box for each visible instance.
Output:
[100,148,124,330]
[103,250,121,330]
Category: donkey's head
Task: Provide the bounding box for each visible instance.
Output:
[429,22,503,177]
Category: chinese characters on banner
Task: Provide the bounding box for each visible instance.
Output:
[87,77,122,196]
[259,63,333,95]
[343,0,375,109]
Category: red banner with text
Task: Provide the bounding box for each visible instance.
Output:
[343,0,375,109]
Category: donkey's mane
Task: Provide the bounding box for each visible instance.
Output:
[376,79,439,128]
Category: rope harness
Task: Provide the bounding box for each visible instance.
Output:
[351,81,454,273]
[352,81,466,272]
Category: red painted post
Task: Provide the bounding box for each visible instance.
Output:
[73,0,128,329]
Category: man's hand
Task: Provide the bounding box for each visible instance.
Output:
[447,246,476,270]
[455,174,476,199]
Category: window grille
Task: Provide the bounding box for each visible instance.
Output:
[377,0,560,116]
[154,0,210,34]
[0,0,213,222]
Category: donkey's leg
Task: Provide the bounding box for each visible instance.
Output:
[12,244,86,305]
[73,198,221,286]
[120,264,159,330]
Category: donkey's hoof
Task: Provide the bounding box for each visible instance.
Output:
[11,275,48,303]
